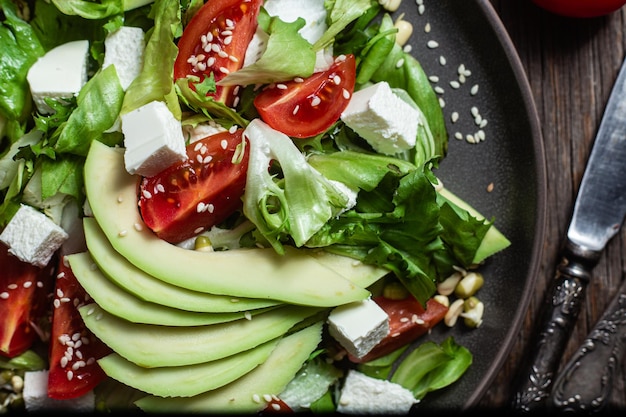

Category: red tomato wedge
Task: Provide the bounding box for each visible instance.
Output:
[253,54,356,138]
[260,397,293,414]
[347,296,448,364]
[139,129,250,243]
[174,0,263,106]
[0,243,54,358]
[47,257,111,400]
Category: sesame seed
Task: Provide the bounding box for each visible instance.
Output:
[427,40,439,49]
[197,202,205,213]
[57,271,65,279]
[439,56,447,65]
[342,89,351,99]
[156,184,165,193]
[53,299,61,308]
[221,139,228,149]
[310,96,321,106]
[480,119,488,128]
[194,142,203,151]
[194,227,203,234]
[292,105,300,115]
[118,230,128,237]
[207,57,216,66]
[117,195,124,203]
[434,86,444,94]
[391,332,401,337]
[439,97,445,108]
[224,36,233,45]
[228,55,239,63]
[471,106,479,117]
[57,289,64,298]
[395,58,405,68]
[454,132,463,140]
[207,203,215,213]
[252,394,261,403]
[272,404,281,411]
[142,190,152,199]
[203,155,213,164]
[335,54,347,63]
[225,18,234,27]
[7,284,17,290]
[263,394,272,402]
[451,112,459,123]
[294,77,304,83]
[450,80,460,89]
[424,23,431,33]
[418,4,425,14]
[277,83,287,90]
[134,223,143,232]
[219,66,229,74]
[0,292,9,299]
[403,44,412,53]
[470,84,479,95]
[66,370,74,381]
[333,75,341,85]
[487,182,494,192]
[60,356,68,367]
[218,50,228,58]
[428,75,439,83]
[23,281,32,288]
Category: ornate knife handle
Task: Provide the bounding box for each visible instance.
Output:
[510,241,599,412]
[551,277,626,413]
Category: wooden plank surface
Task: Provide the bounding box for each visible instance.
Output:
[479,0,626,410]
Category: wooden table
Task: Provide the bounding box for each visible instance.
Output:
[478,0,626,410]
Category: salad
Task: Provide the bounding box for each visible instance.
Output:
[0,0,511,413]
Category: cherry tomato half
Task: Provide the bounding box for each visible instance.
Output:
[174,0,263,106]
[0,243,54,358]
[253,54,356,138]
[47,258,111,399]
[532,0,626,18]
[138,129,249,244]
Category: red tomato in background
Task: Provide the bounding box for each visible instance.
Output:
[47,257,111,400]
[139,129,250,243]
[253,54,356,138]
[174,0,263,106]
[0,244,54,358]
[347,296,448,364]
[532,0,626,17]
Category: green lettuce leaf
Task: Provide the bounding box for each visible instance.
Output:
[218,11,316,86]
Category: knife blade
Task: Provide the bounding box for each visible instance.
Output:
[510,57,626,412]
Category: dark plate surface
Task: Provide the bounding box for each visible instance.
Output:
[399,0,546,410]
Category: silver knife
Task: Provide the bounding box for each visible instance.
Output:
[510,57,626,412]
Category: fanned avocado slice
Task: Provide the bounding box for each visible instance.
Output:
[79,303,321,367]
[97,337,280,398]
[135,321,324,413]
[68,252,274,326]
[83,217,281,313]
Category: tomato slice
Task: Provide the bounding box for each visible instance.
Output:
[0,243,54,358]
[139,129,250,243]
[174,0,263,106]
[347,296,448,364]
[47,257,111,400]
[253,54,356,138]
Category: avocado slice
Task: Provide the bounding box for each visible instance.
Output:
[83,217,281,313]
[97,337,279,398]
[438,187,511,264]
[67,252,274,326]
[135,321,323,413]
[78,303,322,367]
[84,141,371,307]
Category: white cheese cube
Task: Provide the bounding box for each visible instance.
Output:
[102,26,145,91]
[337,370,418,414]
[121,100,187,177]
[0,204,68,267]
[23,370,95,412]
[27,40,89,115]
[341,81,420,155]
[327,298,389,359]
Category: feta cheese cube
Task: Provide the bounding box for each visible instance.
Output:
[23,370,95,412]
[27,40,89,115]
[327,298,389,359]
[341,81,421,155]
[0,204,68,267]
[121,100,187,177]
[337,370,418,414]
[102,26,146,91]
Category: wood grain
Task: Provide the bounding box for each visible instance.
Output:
[479,0,626,410]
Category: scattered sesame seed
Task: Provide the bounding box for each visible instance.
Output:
[439,97,445,108]
[277,83,287,90]
[439,56,446,65]
[428,75,439,83]
[470,84,479,95]
[487,182,494,192]
[427,40,439,48]
[221,139,228,149]
[424,22,431,33]
[450,80,460,89]
[310,96,321,106]
[396,58,405,68]
[454,132,463,140]
[118,230,128,237]
[134,223,143,232]
[0,292,9,299]
[244,311,252,320]
[434,86,444,94]
[292,105,300,115]
[451,112,459,123]
[252,394,261,403]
